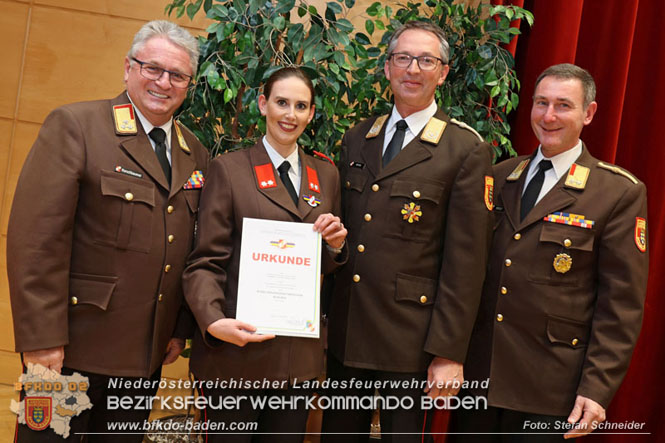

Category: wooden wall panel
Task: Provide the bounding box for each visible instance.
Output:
[0,119,13,227]
[0,1,29,120]
[17,8,138,124]
[36,0,212,30]
[0,236,14,352]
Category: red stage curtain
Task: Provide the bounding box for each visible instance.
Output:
[433,0,665,441]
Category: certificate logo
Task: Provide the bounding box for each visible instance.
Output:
[270,239,295,249]
[25,397,52,431]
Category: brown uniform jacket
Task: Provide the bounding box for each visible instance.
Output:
[7,92,210,377]
[328,108,494,372]
[464,145,649,415]
[183,141,346,383]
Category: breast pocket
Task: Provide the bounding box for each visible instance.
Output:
[528,222,596,287]
[99,171,155,253]
[387,179,445,242]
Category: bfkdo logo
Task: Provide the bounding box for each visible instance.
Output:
[25,397,52,431]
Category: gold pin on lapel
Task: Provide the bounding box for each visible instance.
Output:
[564,163,590,189]
[174,122,191,153]
[506,159,530,181]
[366,115,388,139]
[420,117,447,145]
[113,104,137,134]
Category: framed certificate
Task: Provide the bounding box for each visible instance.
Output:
[236,217,322,338]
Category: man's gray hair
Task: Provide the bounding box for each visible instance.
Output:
[535,63,596,108]
[127,20,200,76]
[386,21,450,64]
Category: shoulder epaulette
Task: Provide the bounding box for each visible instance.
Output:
[597,161,638,184]
[366,115,389,139]
[450,118,484,142]
[313,150,335,166]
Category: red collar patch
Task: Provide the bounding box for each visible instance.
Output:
[306,166,320,193]
[255,164,277,189]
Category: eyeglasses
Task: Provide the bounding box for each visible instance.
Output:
[390,53,445,71]
[131,58,192,89]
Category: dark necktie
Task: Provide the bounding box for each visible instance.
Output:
[149,128,171,186]
[278,161,299,205]
[382,120,408,167]
[520,159,553,221]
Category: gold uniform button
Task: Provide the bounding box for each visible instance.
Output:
[158,294,163,302]
[357,244,365,253]
[514,233,521,240]
[371,184,379,192]
[413,190,421,199]
[571,338,579,346]
[345,181,351,189]
[353,274,360,283]
[168,234,175,243]
[167,205,174,214]
[164,264,171,273]
[505,259,512,267]
[496,314,504,322]
[564,238,572,248]
[70,296,78,305]
[419,295,428,304]
[364,213,372,222]
[124,192,134,201]
[500,287,508,295]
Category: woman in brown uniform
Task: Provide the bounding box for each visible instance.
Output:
[183,67,347,442]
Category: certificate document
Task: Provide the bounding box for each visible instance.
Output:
[236,217,322,338]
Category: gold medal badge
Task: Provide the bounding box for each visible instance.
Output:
[401,202,422,223]
[553,253,572,274]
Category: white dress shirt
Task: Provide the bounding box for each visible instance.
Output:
[523,140,583,204]
[263,136,301,195]
[382,100,438,155]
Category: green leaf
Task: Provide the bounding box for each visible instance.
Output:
[366,1,381,17]
[223,88,234,104]
[365,19,375,35]
[355,33,370,45]
[330,63,340,75]
[273,16,286,31]
[375,19,385,30]
[327,1,343,14]
[345,0,355,8]
[336,19,354,33]
[186,0,203,20]
[333,51,346,67]
[274,0,295,14]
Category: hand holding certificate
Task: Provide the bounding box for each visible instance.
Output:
[236,218,323,338]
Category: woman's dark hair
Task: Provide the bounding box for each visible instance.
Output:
[263,67,315,104]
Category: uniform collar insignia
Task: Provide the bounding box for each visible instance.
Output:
[366,115,388,139]
[255,163,277,189]
[113,104,137,135]
[306,166,321,193]
[506,159,530,181]
[564,163,590,189]
[420,117,447,145]
[174,121,191,153]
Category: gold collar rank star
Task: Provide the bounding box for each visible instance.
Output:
[401,202,422,223]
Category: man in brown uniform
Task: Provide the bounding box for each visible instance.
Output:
[451,64,649,441]
[322,21,493,441]
[8,20,209,441]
